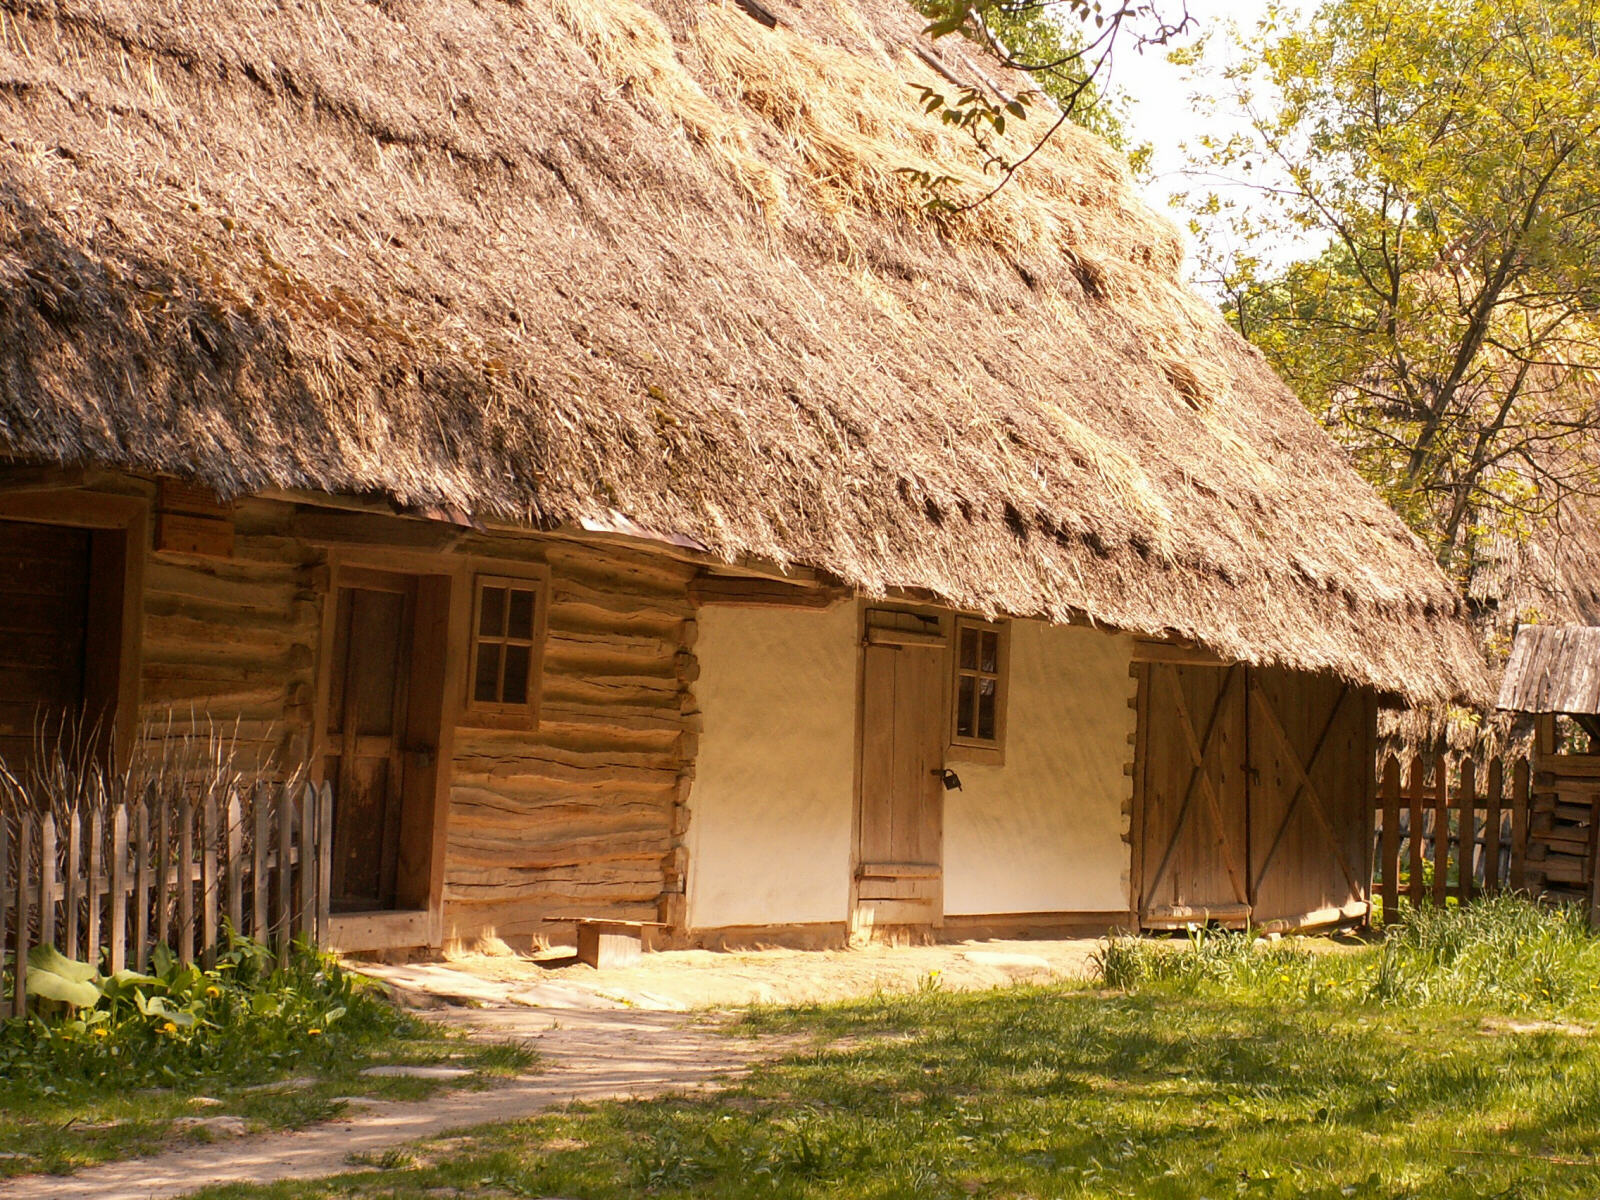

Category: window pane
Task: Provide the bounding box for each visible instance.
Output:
[978,677,997,740]
[507,588,535,640]
[980,630,999,673]
[959,627,978,670]
[502,644,531,706]
[956,674,976,738]
[479,585,507,638]
[473,642,502,703]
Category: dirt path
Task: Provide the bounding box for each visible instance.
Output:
[2,985,771,1200]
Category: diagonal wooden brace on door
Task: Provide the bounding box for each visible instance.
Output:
[1144,665,1249,908]
[1248,681,1363,899]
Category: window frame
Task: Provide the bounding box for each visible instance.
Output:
[947,617,1009,765]
[462,567,550,729]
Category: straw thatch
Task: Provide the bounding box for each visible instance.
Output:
[0,0,1485,702]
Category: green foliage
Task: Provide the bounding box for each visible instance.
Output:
[1179,0,1600,580]
[0,931,415,1094]
[1096,895,1600,1012]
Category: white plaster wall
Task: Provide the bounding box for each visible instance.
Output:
[686,602,858,928]
[943,623,1135,915]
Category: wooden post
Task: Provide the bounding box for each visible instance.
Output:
[1380,756,1400,924]
[1407,755,1426,906]
[1511,757,1530,893]
[276,786,294,968]
[201,796,218,967]
[0,816,9,990]
[316,783,332,949]
[1459,758,1476,904]
[13,811,30,1016]
[64,808,81,962]
[1431,758,1450,906]
[252,783,270,943]
[155,792,171,953]
[134,798,152,973]
[299,785,316,942]
[178,796,195,966]
[226,791,244,939]
[110,804,128,975]
[1484,758,1504,896]
[86,807,103,969]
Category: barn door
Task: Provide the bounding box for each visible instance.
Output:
[323,570,417,912]
[1246,667,1373,928]
[855,612,946,934]
[1136,662,1251,927]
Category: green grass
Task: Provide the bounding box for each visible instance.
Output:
[185,899,1600,1199]
[0,959,535,1180]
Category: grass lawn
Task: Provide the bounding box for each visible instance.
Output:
[190,900,1600,1200]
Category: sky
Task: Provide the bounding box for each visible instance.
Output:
[1095,0,1293,265]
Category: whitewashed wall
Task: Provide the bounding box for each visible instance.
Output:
[686,602,857,928]
[942,623,1135,916]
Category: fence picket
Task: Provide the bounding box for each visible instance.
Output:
[316,783,332,946]
[38,814,57,951]
[110,804,128,974]
[134,797,151,972]
[226,791,243,938]
[1407,756,1426,905]
[178,796,195,966]
[201,796,218,969]
[1380,756,1400,923]
[1485,759,1503,897]
[276,787,293,967]
[252,783,270,943]
[1459,759,1477,903]
[64,808,81,962]
[12,811,30,1016]
[0,817,9,989]
[1512,758,1530,892]
[86,806,103,969]
[299,785,316,941]
[156,793,171,952]
[1431,763,1450,905]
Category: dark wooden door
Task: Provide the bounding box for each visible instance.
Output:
[855,620,946,930]
[1137,662,1251,927]
[324,572,416,912]
[0,520,92,775]
[1247,667,1373,927]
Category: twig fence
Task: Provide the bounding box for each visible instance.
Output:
[1372,754,1531,924]
[2,781,332,1013]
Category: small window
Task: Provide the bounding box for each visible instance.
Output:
[468,573,547,720]
[950,618,1008,761]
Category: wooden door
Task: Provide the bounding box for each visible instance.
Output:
[323,571,416,912]
[855,620,946,932]
[0,520,93,775]
[1246,667,1373,927]
[1136,662,1251,927]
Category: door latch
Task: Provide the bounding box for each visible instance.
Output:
[931,768,963,792]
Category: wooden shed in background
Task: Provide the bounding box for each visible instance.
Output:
[1497,626,1600,911]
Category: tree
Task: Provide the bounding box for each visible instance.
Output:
[1178,0,1600,582]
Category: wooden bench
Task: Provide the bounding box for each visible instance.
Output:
[549,919,664,968]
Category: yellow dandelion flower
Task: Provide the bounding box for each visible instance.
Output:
[161,1022,178,1035]
[205,986,221,999]
[307,1028,323,1037]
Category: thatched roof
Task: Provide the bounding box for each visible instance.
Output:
[0,0,1485,702]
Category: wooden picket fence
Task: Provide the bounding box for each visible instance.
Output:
[1371,754,1531,924]
[1,781,332,1013]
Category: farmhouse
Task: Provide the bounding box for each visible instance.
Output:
[0,0,1484,952]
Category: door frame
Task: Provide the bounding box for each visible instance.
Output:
[0,488,147,772]
[849,603,952,937]
[311,548,468,946]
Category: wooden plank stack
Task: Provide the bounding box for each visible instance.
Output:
[2,781,331,1013]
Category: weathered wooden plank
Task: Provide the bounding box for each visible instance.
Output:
[156,793,172,952]
[1458,759,1477,903]
[38,814,56,951]
[298,784,316,942]
[252,783,270,943]
[1380,756,1400,923]
[316,783,332,947]
[1512,758,1530,893]
[201,796,218,967]
[225,792,243,938]
[1431,762,1450,906]
[110,805,128,974]
[0,816,9,988]
[13,811,30,1016]
[86,807,103,968]
[1407,756,1426,906]
[178,796,195,966]
[276,786,294,967]
[63,808,81,962]
[134,798,151,973]
[1485,758,1504,895]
